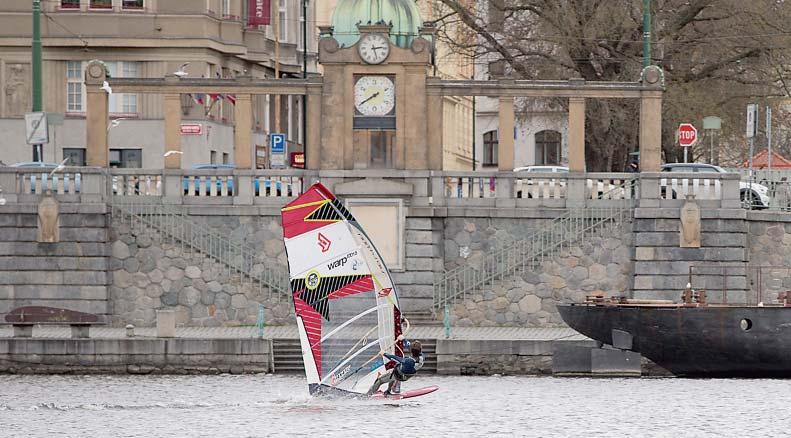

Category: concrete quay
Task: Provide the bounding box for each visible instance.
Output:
[0,325,631,376]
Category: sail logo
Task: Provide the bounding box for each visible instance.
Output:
[317,233,332,253]
[330,364,352,386]
[378,288,392,298]
[327,251,358,271]
[305,270,321,290]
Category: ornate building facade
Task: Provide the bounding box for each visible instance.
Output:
[0,0,317,168]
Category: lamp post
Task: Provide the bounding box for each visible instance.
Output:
[32,0,43,161]
[643,0,651,68]
[302,0,308,167]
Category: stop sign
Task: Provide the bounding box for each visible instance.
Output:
[678,123,698,147]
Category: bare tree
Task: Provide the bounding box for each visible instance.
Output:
[429,0,791,170]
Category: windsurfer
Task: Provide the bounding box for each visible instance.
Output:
[367,337,424,395]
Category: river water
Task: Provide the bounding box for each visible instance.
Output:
[0,374,787,437]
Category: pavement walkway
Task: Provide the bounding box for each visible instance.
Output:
[0,325,588,341]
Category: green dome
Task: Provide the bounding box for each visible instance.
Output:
[331,0,422,49]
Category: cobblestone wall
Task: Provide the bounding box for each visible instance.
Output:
[109,220,293,328]
[444,218,633,327]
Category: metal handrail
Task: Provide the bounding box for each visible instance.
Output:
[433,180,637,311]
[110,196,290,302]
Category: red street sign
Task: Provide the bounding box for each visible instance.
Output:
[180,124,203,135]
[678,123,698,147]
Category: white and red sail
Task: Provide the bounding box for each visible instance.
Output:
[281,183,403,395]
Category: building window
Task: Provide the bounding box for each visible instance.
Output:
[535,130,562,165]
[107,61,140,114]
[122,0,144,9]
[222,0,231,17]
[109,149,143,168]
[299,2,305,49]
[222,153,229,164]
[483,130,499,166]
[63,148,86,166]
[67,61,140,114]
[279,0,287,41]
[210,150,217,164]
[61,0,80,9]
[90,0,112,9]
[66,61,83,112]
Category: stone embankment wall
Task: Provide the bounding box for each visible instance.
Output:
[0,205,110,319]
[747,215,791,301]
[109,219,293,328]
[108,211,443,327]
[632,210,748,302]
[0,338,272,374]
[443,217,633,327]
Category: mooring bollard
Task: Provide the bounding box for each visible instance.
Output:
[125,324,135,337]
[256,304,265,338]
[156,309,176,338]
[444,304,451,339]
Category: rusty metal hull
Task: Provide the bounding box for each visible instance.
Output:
[557,304,791,377]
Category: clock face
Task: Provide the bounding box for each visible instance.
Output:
[354,76,395,117]
[358,33,390,65]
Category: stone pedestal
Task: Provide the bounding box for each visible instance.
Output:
[156,309,176,338]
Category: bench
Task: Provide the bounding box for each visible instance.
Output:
[3,306,105,339]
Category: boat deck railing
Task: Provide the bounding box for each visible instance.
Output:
[688,264,791,306]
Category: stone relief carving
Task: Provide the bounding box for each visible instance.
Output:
[38,193,60,243]
[5,63,31,117]
[680,195,701,248]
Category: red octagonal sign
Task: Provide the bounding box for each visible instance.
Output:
[678,123,698,147]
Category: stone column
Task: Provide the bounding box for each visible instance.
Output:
[163,91,182,169]
[498,96,515,172]
[234,93,253,169]
[306,86,322,170]
[85,61,108,167]
[640,91,663,172]
[568,97,586,173]
[426,85,444,170]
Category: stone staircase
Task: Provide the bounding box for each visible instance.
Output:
[0,205,110,318]
[272,338,437,374]
[433,201,635,313]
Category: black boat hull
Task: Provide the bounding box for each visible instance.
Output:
[557,304,791,377]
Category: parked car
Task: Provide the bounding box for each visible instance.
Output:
[10,161,81,193]
[183,164,236,195]
[513,166,625,199]
[513,165,569,173]
[183,164,288,197]
[660,163,769,209]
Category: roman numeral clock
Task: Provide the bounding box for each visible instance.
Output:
[317,21,435,170]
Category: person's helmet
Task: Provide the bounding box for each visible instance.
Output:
[410,340,422,357]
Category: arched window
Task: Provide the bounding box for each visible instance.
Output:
[535,130,561,165]
[483,130,499,166]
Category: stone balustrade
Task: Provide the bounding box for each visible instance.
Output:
[0,167,742,210]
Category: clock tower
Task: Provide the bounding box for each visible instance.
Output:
[318,0,436,170]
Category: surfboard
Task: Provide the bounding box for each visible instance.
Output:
[371,385,440,400]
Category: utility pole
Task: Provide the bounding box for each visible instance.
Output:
[642,0,651,68]
[274,2,281,136]
[302,0,308,167]
[32,0,43,161]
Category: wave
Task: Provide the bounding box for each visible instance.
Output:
[2,401,228,412]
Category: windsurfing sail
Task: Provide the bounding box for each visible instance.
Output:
[281,182,404,396]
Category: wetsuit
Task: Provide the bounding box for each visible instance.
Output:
[368,345,425,395]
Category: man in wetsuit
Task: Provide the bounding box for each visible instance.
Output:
[368,337,425,396]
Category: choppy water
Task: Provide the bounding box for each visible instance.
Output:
[0,374,788,437]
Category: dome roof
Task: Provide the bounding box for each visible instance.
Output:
[331,0,422,49]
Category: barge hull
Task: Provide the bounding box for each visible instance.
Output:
[557,304,791,377]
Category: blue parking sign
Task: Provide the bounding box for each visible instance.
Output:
[270,133,286,167]
[270,133,286,153]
